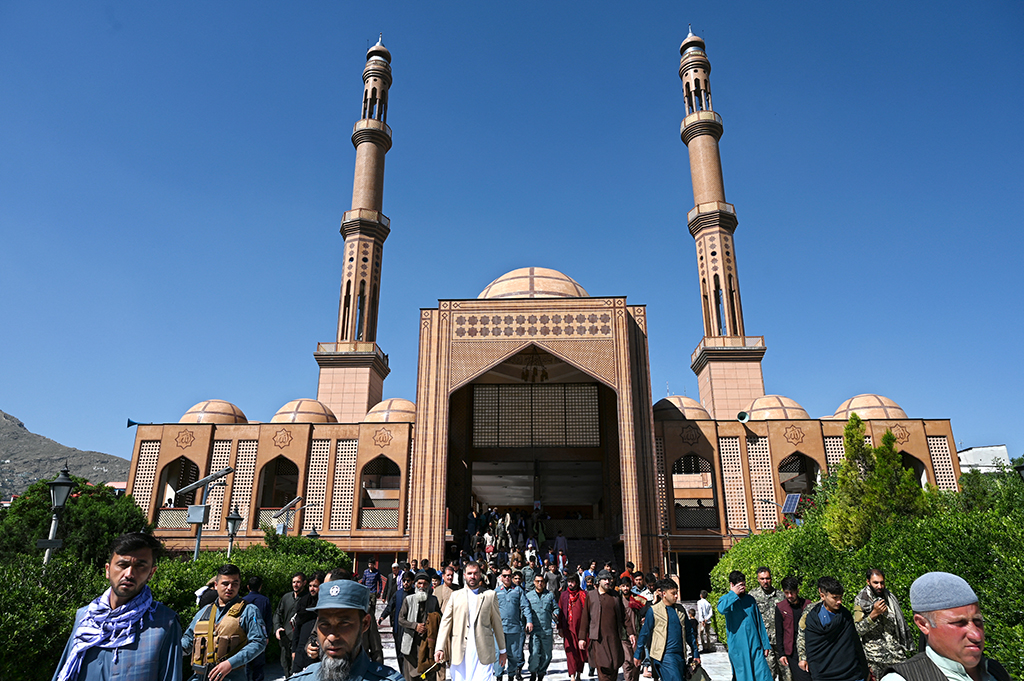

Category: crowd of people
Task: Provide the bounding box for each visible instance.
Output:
[50,531,1008,681]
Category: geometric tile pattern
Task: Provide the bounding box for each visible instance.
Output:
[718,436,748,531]
[134,441,161,517]
[203,440,232,531]
[927,435,958,491]
[304,439,330,532]
[746,435,777,529]
[229,440,258,530]
[824,436,845,472]
[330,439,358,531]
[654,437,667,529]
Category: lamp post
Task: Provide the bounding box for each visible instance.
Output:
[41,465,75,565]
[306,527,320,540]
[225,506,243,559]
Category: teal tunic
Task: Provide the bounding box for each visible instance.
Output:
[717,591,773,681]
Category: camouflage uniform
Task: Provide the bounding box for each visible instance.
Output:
[750,586,785,680]
[852,587,912,680]
[795,600,817,668]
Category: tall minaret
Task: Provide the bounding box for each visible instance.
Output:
[315,36,393,421]
[679,29,766,420]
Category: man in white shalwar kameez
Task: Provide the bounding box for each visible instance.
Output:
[435,562,506,681]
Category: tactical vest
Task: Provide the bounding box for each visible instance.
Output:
[191,600,249,671]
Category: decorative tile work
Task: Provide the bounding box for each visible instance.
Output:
[203,440,232,531]
[544,339,617,388]
[450,341,527,388]
[824,436,844,472]
[303,439,330,532]
[406,441,413,530]
[229,440,258,529]
[472,383,600,448]
[655,437,667,529]
[452,308,614,338]
[718,436,748,531]
[330,439,358,531]
[746,436,776,529]
[927,436,958,491]
[134,441,160,516]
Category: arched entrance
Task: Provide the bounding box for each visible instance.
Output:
[255,456,299,530]
[445,347,621,554]
[358,456,401,529]
[778,452,820,495]
[671,454,718,529]
[901,452,927,487]
[154,455,200,529]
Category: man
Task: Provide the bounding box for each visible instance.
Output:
[696,590,714,654]
[243,576,273,681]
[634,579,698,681]
[380,572,415,654]
[717,570,772,681]
[632,573,653,603]
[618,577,647,681]
[880,572,1010,681]
[578,570,634,681]
[362,558,384,602]
[435,561,507,681]
[288,579,404,681]
[583,562,597,584]
[276,572,309,679]
[52,532,181,681]
[293,572,327,674]
[620,562,635,581]
[383,563,402,606]
[399,572,441,681]
[853,569,913,679]
[522,558,537,587]
[796,577,868,681]
[435,566,456,614]
[182,564,268,681]
[543,564,561,602]
[558,574,588,681]
[554,530,569,556]
[773,577,809,681]
[750,567,786,680]
[494,566,534,681]
[324,568,384,665]
[526,572,559,681]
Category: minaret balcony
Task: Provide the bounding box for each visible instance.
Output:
[690,336,766,372]
[680,110,723,144]
[351,118,393,150]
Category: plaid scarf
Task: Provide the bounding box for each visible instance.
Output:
[56,585,156,681]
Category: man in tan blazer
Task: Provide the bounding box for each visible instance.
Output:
[435,562,507,681]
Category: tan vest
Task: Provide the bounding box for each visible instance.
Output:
[648,601,686,662]
[191,601,249,669]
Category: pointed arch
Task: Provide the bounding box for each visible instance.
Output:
[358,455,401,529]
[900,451,927,487]
[254,456,300,530]
[778,452,820,495]
[671,453,717,529]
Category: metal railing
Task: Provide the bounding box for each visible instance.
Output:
[156,508,189,529]
[257,508,295,530]
[360,508,399,529]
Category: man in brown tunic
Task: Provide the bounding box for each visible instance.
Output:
[578,570,635,681]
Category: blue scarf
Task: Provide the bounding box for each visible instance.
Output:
[56,585,156,681]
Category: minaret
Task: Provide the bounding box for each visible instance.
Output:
[315,36,393,421]
[679,29,766,420]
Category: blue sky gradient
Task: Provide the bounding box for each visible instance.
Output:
[2,1,1022,466]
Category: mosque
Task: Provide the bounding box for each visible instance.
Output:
[125,32,961,580]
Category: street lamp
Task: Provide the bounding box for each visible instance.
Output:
[306,527,320,540]
[41,465,75,565]
[225,506,243,559]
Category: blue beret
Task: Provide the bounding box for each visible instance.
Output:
[909,572,978,612]
[310,580,372,613]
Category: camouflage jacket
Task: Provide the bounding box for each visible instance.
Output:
[795,600,818,662]
[750,586,785,645]
[852,587,912,668]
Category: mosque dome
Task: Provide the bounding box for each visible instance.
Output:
[743,395,810,420]
[271,399,338,424]
[654,396,711,421]
[833,394,907,421]
[478,267,589,300]
[367,36,391,64]
[363,398,416,423]
[180,400,248,424]
[680,28,706,55]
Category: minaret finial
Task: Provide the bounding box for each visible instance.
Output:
[377,32,383,45]
[687,24,693,37]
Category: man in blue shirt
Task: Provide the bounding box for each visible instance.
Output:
[182,564,268,681]
[243,576,273,681]
[493,566,534,681]
[525,573,560,681]
[634,579,698,681]
[361,558,384,602]
[53,532,181,681]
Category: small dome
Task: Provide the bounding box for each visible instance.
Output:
[272,399,338,424]
[180,400,247,424]
[743,395,810,420]
[833,394,907,421]
[654,396,711,421]
[478,267,589,299]
[680,28,706,55]
[367,35,391,64]
[364,398,416,423]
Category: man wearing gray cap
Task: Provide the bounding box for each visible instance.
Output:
[879,572,1009,681]
[288,580,403,681]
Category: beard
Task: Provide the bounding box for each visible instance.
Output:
[870,585,886,599]
[318,650,352,681]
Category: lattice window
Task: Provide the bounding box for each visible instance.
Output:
[331,439,358,531]
[133,441,160,516]
[824,436,844,472]
[675,500,718,529]
[672,454,712,474]
[719,436,748,531]
[203,441,232,531]
[927,436,958,490]
[473,383,599,448]
[746,436,776,530]
[303,439,330,533]
[406,440,413,530]
[229,440,258,529]
[654,437,667,529]
[864,435,873,447]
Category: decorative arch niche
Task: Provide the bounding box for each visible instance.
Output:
[670,453,718,529]
[358,456,401,529]
[778,452,820,496]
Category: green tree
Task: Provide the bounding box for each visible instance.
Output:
[0,474,151,569]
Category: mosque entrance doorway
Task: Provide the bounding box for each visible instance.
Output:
[445,347,623,555]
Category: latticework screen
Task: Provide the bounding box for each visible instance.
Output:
[824,436,844,472]
[203,440,232,531]
[719,436,748,531]
[746,436,776,530]
[473,383,599,448]
[133,441,161,516]
[927,436,958,490]
[330,439,358,531]
[229,440,258,529]
[304,439,330,532]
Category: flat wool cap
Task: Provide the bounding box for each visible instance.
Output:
[310,580,372,614]
[910,572,978,612]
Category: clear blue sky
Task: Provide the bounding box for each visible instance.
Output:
[2,1,1022,466]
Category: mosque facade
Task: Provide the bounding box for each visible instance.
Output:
[125,33,961,575]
